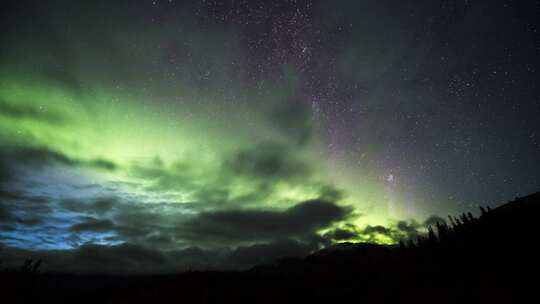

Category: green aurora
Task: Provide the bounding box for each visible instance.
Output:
[0,69,398,241]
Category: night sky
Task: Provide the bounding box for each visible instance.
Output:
[1,0,540,273]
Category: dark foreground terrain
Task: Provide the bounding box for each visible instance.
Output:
[2,192,539,303]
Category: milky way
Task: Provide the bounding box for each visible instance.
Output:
[1,0,539,272]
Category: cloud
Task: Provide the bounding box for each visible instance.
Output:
[0,98,67,125]
[268,100,313,146]
[363,225,391,235]
[0,204,15,223]
[0,158,10,185]
[176,199,351,244]
[323,217,440,244]
[358,221,422,242]
[323,227,359,241]
[2,146,75,168]
[58,196,350,252]
[70,218,116,232]
[322,224,396,243]
[59,197,167,245]
[0,147,49,188]
[395,220,421,239]
[0,189,53,227]
[87,158,118,171]
[144,233,174,246]
[60,197,117,215]
[129,158,205,194]
[317,184,346,202]
[226,142,311,180]
[424,215,447,227]
[0,146,118,174]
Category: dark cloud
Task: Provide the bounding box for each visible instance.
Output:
[362,225,391,235]
[192,187,231,205]
[226,142,311,180]
[269,100,313,146]
[129,159,199,193]
[0,155,14,186]
[424,215,447,227]
[358,220,423,242]
[323,218,438,244]
[60,197,117,215]
[0,146,118,173]
[58,195,344,253]
[317,184,346,202]
[88,158,118,171]
[4,146,75,168]
[323,223,408,244]
[358,225,396,243]
[0,98,67,125]
[323,227,359,241]
[70,218,116,233]
[395,220,421,239]
[177,199,351,244]
[60,198,165,244]
[0,188,27,201]
[0,204,15,223]
[0,190,52,227]
[70,183,102,190]
[144,233,175,246]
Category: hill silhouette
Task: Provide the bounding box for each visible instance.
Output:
[2,192,539,303]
